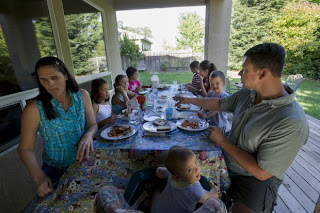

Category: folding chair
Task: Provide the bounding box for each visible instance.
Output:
[284,74,304,91]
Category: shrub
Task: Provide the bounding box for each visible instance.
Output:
[267,2,320,79]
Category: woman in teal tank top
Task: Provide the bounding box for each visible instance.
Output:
[18,57,97,198]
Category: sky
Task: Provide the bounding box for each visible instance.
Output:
[116,6,205,51]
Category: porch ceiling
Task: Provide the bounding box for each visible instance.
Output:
[114,0,206,11]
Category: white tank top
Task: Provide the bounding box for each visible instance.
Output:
[96,104,112,123]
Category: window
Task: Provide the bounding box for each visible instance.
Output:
[0,0,57,96]
[62,0,108,78]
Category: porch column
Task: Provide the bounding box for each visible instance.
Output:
[205,0,232,74]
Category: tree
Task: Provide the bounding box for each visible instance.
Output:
[65,13,100,76]
[119,34,144,67]
[33,17,57,57]
[118,21,153,39]
[267,2,320,79]
[0,26,14,81]
[176,12,205,53]
[228,0,291,70]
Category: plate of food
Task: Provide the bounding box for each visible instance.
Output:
[157,85,171,90]
[176,104,191,110]
[176,104,201,112]
[101,125,137,140]
[176,119,209,131]
[143,119,177,133]
[120,109,138,120]
[143,113,165,122]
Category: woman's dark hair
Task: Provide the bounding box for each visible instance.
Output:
[35,56,79,120]
[199,60,218,78]
[113,75,127,92]
[126,67,138,78]
[209,70,226,83]
[91,78,109,104]
[244,43,285,77]
[189,61,199,69]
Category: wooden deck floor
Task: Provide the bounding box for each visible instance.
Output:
[273,114,320,213]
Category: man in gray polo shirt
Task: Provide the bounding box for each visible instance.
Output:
[174,43,309,212]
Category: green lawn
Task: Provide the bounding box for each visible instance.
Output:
[139,70,320,120]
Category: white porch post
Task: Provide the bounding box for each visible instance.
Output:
[205,0,232,74]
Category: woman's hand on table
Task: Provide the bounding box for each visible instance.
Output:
[37,175,53,197]
[76,134,94,162]
[208,126,228,147]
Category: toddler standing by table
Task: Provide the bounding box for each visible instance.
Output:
[198,71,228,134]
[126,67,150,94]
[111,74,138,115]
[90,78,117,128]
[151,145,227,213]
[186,61,202,95]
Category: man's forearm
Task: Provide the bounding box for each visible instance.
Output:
[185,97,221,111]
[220,139,273,181]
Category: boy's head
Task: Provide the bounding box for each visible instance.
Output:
[165,146,201,183]
[209,71,226,94]
[189,61,199,74]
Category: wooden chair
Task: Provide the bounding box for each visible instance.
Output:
[284,74,304,91]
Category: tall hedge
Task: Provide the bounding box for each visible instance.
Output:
[267,2,320,79]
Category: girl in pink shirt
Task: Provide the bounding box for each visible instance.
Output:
[126,67,150,94]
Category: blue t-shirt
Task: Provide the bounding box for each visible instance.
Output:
[151,174,205,213]
[36,90,85,169]
[206,90,228,132]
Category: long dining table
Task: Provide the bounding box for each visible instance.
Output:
[35,86,230,212]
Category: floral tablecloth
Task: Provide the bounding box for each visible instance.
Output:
[35,89,230,213]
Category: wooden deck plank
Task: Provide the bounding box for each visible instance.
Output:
[306,137,320,152]
[290,160,320,193]
[285,167,319,203]
[298,150,320,174]
[302,140,320,156]
[282,174,315,212]
[277,184,307,213]
[309,133,320,147]
[294,155,320,182]
[298,146,320,164]
[274,196,291,213]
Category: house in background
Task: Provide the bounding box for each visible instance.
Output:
[0,0,232,211]
[118,28,153,51]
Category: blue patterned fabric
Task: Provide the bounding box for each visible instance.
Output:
[36,90,85,169]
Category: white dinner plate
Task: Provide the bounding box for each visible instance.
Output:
[139,90,148,95]
[176,104,201,112]
[176,119,209,131]
[143,114,165,122]
[101,125,137,140]
[143,121,177,133]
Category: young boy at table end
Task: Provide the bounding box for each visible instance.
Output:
[198,71,228,134]
[151,145,227,213]
[186,61,201,95]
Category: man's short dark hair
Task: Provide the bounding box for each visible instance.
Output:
[244,43,285,77]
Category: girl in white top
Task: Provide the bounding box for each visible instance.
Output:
[90,79,117,128]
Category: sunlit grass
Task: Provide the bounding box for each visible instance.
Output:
[139,71,320,120]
